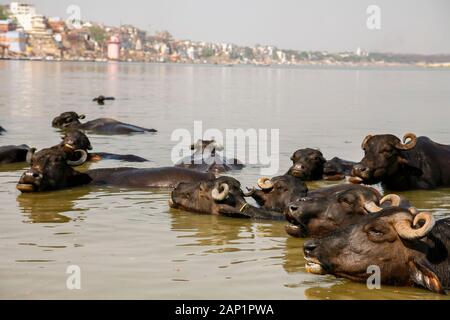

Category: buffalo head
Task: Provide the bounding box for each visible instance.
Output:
[285,185,386,238]
[302,207,445,293]
[246,175,308,212]
[52,112,86,129]
[287,148,326,180]
[60,130,93,151]
[169,176,250,216]
[352,133,420,185]
[17,147,91,192]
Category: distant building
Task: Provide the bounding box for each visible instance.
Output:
[107,35,120,60]
[0,19,17,32]
[30,14,47,34]
[47,18,66,34]
[0,30,27,53]
[9,2,36,31]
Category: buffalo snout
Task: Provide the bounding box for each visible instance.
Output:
[352,164,371,179]
[303,239,319,256]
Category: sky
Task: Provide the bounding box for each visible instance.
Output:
[3,0,450,54]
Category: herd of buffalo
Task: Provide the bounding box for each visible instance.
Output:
[1,110,450,295]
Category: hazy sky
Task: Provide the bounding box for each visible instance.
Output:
[4,0,450,54]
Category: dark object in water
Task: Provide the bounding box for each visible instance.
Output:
[93,95,115,105]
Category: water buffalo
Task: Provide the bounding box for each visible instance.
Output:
[351,133,450,190]
[287,149,355,181]
[93,95,115,105]
[175,139,244,173]
[303,207,450,294]
[169,176,284,219]
[17,147,213,193]
[61,130,149,162]
[284,184,407,238]
[246,175,308,212]
[52,111,157,134]
[0,145,30,164]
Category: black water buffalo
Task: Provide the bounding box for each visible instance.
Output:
[169,176,284,219]
[175,139,244,173]
[303,207,450,294]
[17,147,213,193]
[0,145,30,164]
[52,111,157,134]
[0,126,5,134]
[351,133,450,190]
[284,184,408,238]
[287,148,355,181]
[61,130,149,162]
[323,157,357,181]
[246,175,308,212]
[93,95,115,105]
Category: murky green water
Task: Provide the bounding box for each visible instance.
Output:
[1,61,450,299]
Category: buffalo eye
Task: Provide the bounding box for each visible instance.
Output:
[382,148,394,157]
[364,223,396,243]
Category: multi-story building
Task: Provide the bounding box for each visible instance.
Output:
[9,2,36,31]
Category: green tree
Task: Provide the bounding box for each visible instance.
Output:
[201,47,214,58]
[0,6,9,20]
[89,26,107,44]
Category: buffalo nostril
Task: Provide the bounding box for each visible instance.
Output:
[289,205,299,213]
[303,240,318,255]
[32,173,40,178]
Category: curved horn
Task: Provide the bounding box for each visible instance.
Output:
[395,133,417,150]
[380,194,401,207]
[409,207,419,215]
[211,183,230,201]
[26,148,37,164]
[364,201,383,213]
[243,187,256,197]
[257,177,274,190]
[394,211,435,240]
[66,149,88,166]
[361,135,373,150]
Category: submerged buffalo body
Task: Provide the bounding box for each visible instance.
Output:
[0,145,30,164]
[175,140,244,173]
[323,157,356,180]
[352,133,450,190]
[52,112,157,134]
[303,208,450,294]
[169,176,284,219]
[287,149,355,181]
[247,175,308,212]
[62,130,149,162]
[17,147,213,192]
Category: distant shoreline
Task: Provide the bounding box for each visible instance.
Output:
[1,57,450,70]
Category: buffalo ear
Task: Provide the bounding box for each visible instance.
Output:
[409,260,445,294]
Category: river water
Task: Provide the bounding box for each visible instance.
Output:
[1,61,450,299]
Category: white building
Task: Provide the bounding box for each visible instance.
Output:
[31,14,47,33]
[9,2,36,31]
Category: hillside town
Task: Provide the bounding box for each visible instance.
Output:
[1,2,449,67]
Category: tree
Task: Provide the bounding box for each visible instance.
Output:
[89,26,107,44]
[0,6,9,20]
